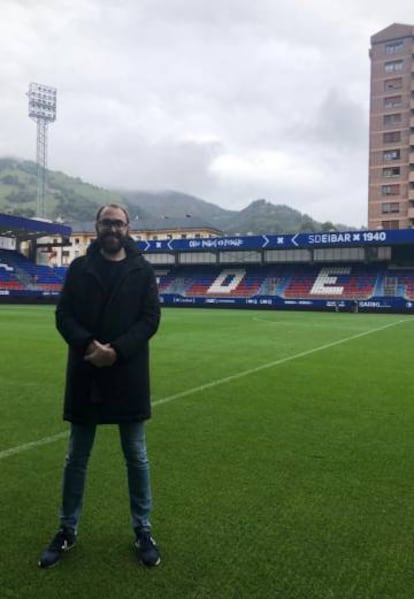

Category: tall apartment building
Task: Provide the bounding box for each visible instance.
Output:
[368,23,414,230]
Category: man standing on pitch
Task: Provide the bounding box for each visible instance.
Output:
[39,204,161,568]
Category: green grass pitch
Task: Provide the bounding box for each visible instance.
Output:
[1,305,414,598]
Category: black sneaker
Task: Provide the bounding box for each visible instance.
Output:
[134,528,161,567]
[38,527,76,568]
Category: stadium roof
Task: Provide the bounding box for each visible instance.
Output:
[0,213,71,240]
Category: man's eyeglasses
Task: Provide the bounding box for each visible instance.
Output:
[98,218,128,229]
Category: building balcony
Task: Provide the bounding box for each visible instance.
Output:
[409,171,414,182]
[409,188,414,200]
[410,135,414,146]
[409,152,414,164]
[408,207,414,219]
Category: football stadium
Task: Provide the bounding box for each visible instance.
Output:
[4,5,414,596]
[1,213,414,598]
[2,212,414,313]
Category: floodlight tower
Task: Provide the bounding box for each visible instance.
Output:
[27,82,57,219]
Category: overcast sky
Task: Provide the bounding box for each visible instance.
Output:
[0,0,413,227]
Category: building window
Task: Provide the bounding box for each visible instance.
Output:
[385,41,403,55]
[381,202,400,213]
[384,96,402,109]
[384,60,403,72]
[381,220,399,229]
[383,149,400,161]
[152,235,158,240]
[382,166,400,177]
[383,131,401,144]
[384,78,403,91]
[381,184,400,196]
[181,234,187,239]
[383,113,401,126]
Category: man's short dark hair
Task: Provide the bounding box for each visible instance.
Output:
[96,204,130,224]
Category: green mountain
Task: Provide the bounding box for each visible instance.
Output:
[119,189,232,220]
[0,158,347,234]
[215,199,335,235]
[0,157,122,221]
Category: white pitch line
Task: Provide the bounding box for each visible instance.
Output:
[0,431,68,460]
[0,318,406,461]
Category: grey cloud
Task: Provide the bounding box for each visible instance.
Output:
[285,89,368,151]
[58,136,223,199]
[1,0,414,227]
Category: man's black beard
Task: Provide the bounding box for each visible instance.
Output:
[98,233,126,255]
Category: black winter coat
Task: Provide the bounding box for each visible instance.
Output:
[56,238,160,424]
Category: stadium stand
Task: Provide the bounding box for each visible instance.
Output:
[0,260,25,290]
[154,263,414,305]
[0,249,62,291]
[2,252,414,304]
[2,209,414,312]
[2,247,414,312]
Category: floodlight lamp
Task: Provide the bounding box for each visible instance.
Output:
[27,82,57,122]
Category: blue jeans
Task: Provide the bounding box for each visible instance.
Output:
[60,422,152,534]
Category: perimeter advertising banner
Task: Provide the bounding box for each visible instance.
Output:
[159,294,414,312]
[138,229,414,253]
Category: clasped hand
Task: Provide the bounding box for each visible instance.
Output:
[84,340,117,368]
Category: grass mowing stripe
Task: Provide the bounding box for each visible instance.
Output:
[151,317,407,406]
[0,317,406,461]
